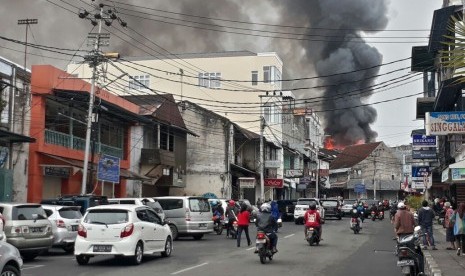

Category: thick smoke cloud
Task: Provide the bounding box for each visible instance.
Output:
[0,0,389,146]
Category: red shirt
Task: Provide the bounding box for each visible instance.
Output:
[237,210,250,226]
[304,209,321,227]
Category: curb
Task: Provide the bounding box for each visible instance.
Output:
[423,251,442,276]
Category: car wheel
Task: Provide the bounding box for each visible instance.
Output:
[169,224,179,240]
[193,234,203,240]
[76,255,90,265]
[1,264,20,276]
[131,242,144,265]
[161,237,172,257]
[21,251,40,261]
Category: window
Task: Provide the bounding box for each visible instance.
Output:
[263,66,281,87]
[157,199,184,210]
[264,106,271,122]
[160,130,174,151]
[198,72,221,88]
[84,209,128,224]
[263,66,270,83]
[251,71,258,85]
[128,75,150,90]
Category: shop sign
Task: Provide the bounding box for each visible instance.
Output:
[411,166,430,181]
[285,169,303,178]
[412,135,436,147]
[264,178,283,188]
[442,169,450,183]
[354,184,366,193]
[43,166,71,178]
[426,112,465,135]
[412,149,437,159]
[239,177,256,189]
[97,154,120,183]
[411,181,425,190]
[451,168,465,181]
[265,160,280,168]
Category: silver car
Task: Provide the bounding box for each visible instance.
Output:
[0,241,23,276]
[42,205,82,253]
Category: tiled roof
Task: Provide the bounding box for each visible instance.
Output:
[329,142,381,170]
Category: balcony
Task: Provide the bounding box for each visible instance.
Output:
[44,129,123,158]
[141,148,175,167]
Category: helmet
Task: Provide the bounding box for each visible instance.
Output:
[260,203,271,212]
[210,200,218,206]
[229,200,235,207]
[309,203,316,210]
[397,202,406,209]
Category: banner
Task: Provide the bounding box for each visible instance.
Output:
[426,112,465,135]
[412,135,436,147]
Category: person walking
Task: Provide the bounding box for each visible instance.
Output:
[450,202,465,256]
[236,203,251,247]
[444,202,456,250]
[418,200,437,250]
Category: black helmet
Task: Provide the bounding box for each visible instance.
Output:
[309,203,316,210]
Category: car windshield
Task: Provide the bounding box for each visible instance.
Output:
[59,208,82,219]
[189,198,210,212]
[13,205,48,220]
[344,200,357,206]
[321,201,338,207]
[84,209,128,224]
[297,200,317,206]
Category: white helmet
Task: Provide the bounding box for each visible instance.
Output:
[260,203,271,212]
[397,202,406,209]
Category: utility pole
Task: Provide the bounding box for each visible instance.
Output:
[78,4,125,195]
[17,19,38,71]
[259,95,265,202]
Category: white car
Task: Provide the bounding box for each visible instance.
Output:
[293,198,325,224]
[42,205,82,253]
[74,205,173,265]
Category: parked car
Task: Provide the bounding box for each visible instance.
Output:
[42,205,82,253]
[320,199,342,220]
[41,195,109,214]
[0,203,53,261]
[0,214,6,242]
[276,200,297,221]
[0,241,22,276]
[74,205,172,265]
[154,196,213,240]
[293,198,325,224]
[341,199,358,216]
[107,198,165,220]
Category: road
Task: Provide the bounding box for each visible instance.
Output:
[22,217,403,276]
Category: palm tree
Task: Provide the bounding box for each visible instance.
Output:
[440,15,465,82]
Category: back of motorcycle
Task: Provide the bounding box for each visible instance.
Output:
[306,227,319,246]
[256,231,269,264]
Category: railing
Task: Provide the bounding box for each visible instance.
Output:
[45,129,123,158]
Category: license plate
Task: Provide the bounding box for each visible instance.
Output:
[256,239,266,244]
[30,227,42,233]
[199,223,207,229]
[93,245,112,252]
[71,225,78,231]
[397,259,414,266]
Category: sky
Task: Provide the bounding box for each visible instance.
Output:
[0,0,444,147]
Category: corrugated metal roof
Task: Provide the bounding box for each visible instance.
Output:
[329,142,381,170]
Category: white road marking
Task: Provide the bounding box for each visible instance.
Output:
[284,234,295,238]
[22,265,45,270]
[246,247,256,251]
[171,262,209,275]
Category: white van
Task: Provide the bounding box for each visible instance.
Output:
[154,196,213,240]
[107,198,165,221]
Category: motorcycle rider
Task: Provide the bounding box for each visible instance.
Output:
[225,200,239,238]
[255,202,278,253]
[304,202,322,240]
[211,200,224,224]
[351,204,362,229]
[356,202,365,222]
[394,202,415,239]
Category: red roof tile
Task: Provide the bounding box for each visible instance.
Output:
[329,142,381,170]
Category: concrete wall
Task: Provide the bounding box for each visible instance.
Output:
[126,125,144,197]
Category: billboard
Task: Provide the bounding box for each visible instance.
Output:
[426,112,465,135]
[412,149,437,159]
[411,166,430,181]
[97,154,120,183]
[412,135,436,147]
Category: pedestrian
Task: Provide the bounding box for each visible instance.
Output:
[418,200,437,250]
[443,202,456,250]
[236,203,251,247]
[450,202,465,256]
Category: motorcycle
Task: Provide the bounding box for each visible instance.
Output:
[350,209,361,234]
[371,210,384,221]
[306,227,320,246]
[390,208,397,221]
[212,216,224,235]
[255,231,275,264]
[224,219,238,238]
[396,226,425,276]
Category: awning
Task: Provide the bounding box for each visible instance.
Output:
[449,159,465,169]
[230,163,258,177]
[0,129,35,144]
[330,181,347,189]
[40,153,149,180]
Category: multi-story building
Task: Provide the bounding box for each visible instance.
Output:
[0,57,35,202]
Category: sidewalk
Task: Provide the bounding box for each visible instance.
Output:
[423,224,465,275]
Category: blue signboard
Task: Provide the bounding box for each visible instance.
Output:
[354,184,366,194]
[412,135,436,147]
[412,149,437,159]
[411,166,430,181]
[97,154,120,183]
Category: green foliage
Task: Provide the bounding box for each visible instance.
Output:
[440,15,465,83]
[404,195,424,211]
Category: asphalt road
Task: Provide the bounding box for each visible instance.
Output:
[21,217,404,276]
